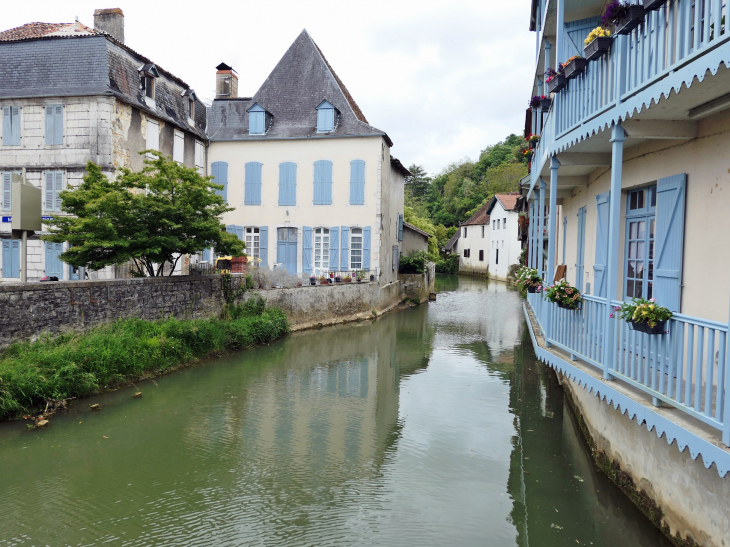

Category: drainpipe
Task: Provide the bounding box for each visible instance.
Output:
[601,121,625,381]
[546,157,559,344]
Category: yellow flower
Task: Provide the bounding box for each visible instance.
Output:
[650,304,655,309]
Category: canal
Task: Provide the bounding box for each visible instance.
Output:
[0,275,672,546]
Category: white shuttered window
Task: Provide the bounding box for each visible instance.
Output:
[45,171,64,212]
[173,130,185,163]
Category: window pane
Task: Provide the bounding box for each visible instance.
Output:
[627,280,635,297]
[650,219,655,238]
[649,241,654,260]
[636,261,644,279]
[288,228,297,241]
[637,241,645,259]
[635,281,643,297]
[649,187,656,207]
[630,222,638,240]
[627,261,635,278]
[648,261,654,280]
[648,282,653,299]
[630,192,638,210]
[629,242,637,258]
[638,221,645,239]
[277,228,287,240]
[637,190,644,209]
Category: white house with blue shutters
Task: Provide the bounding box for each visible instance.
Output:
[522,0,730,538]
[205,30,408,284]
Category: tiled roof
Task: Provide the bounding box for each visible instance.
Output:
[0,22,99,41]
[403,221,432,239]
[462,201,491,226]
[207,30,392,145]
[495,192,521,211]
[443,229,460,251]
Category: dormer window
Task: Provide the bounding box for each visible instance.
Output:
[247,103,268,135]
[182,89,196,121]
[138,64,160,102]
[316,100,336,133]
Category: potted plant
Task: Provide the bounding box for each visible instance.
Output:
[527,134,540,149]
[602,0,645,35]
[310,276,316,286]
[539,95,552,111]
[318,276,328,285]
[529,96,542,109]
[584,27,612,60]
[370,274,375,281]
[611,297,672,335]
[545,67,566,93]
[543,280,583,309]
[335,276,342,283]
[523,149,533,161]
[343,276,352,283]
[563,55,587,80]
[516,266,543,294]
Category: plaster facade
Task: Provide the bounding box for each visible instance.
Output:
[488,201,521,281]
[458,224,490,275]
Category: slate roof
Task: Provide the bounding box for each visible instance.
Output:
[462,201,491,226]
[403,221,432,239]
[0,23,207,140]
[207,30,392,145]
[443,229,460,252]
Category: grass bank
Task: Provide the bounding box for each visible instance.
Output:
[0,298,289,421]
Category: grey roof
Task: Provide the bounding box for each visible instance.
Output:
[207,30,392,145]
[443,229,460,252]
[0,31,207,140]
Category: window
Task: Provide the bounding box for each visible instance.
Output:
[496,248,499,264]
[1,239,20,278]
[144,75,155,99]
[397,214,404,241]
[173,130,184,163]
[244,162,261,205]
[2,106,20,146]
[313,227,330,275]
[45,171,63,212]
[245,227,260,259]
[194,140,204,174]
[212,161,229,203]
[139,64,159,101]
[479,250,484,261]
[350,160,365,205]
[146,119,159,156]
[45,105,63,145]
[503,217,506,227]
[624,186,657,300]
[1,172,20,211]
[481,226,485,238]
[463,249,470,258]
[316,100,336,132]
[278,162,296,206]
[188,98,195,120]
[248,103,266,135]
[463,227,467,238]
[313,160,332,205]
[350,228,363,270]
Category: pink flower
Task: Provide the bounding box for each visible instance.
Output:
[614,306,621,311]
[650,298,656,302]
[610,313,614,318]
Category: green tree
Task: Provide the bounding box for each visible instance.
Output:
[43,153,244,277]
[405,164,432,199]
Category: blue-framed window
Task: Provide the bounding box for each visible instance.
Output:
[316,100,335,132]
[624,185,657,299]
[248,103,266,135]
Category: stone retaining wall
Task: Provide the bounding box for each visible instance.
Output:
[0,275,403,348]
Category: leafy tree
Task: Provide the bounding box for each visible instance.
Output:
[405,164,432,199]
[43,153,244,276]
[404,206,440,258]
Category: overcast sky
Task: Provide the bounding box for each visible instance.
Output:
[5,0,535,176]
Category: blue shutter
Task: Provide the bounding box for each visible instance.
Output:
[350,160,365,205]
[235,226,244,241]
[245,162,262,205]
[340,226,349,270]
[593,191,610,298]
[303,226,312,274]
[313,160,332,205]
[2,240,10,278]
[202,248,210,262]
[576,207,586,292]
[212,161,228,203]
[2,172,10,211]
[654,174,686,312]
[54,106,63,145]
[45,242,63,278]
[397,214,404,241]
[279,162,296,206]
[259,226,268,267]
[45,106,54,145]
[226,225,237,237]
[248,104,266,135]
[362,226,371,270]
[329,226,339,269]
[10,107,19,146]
[11,240,20,278]
[317,101,335,132]
[2,107,10,146]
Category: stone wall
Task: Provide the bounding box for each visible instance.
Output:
[398,262,436,303]
[0,275,404,347]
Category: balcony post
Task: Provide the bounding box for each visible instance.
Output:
[538,178,546,282]
[545,158,559,344]
[528,198,535,269]
[601,121,626,381]
[530,191,538,270]
[725,296,730,446]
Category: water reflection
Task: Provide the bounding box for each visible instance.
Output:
[0,276,672,547]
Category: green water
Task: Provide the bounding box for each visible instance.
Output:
[0,275,672,546]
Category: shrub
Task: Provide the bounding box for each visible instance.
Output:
[435,255,459,274]
[398,250,429,274]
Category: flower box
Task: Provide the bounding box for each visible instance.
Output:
[319,280,329,285]
[563,57,588,80]
[557,301,581,310]
[540,97,552,111]
[529,140,537,150]
[370,274,375,281]
[527,285,538,293]
[642,0,666,10]
[546,75,567,93]
[613,5,645,35]
[584,37,612,61]
[629,319,667,335]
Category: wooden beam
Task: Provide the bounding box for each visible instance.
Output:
[622,119,698,139]
[556,153,612,166]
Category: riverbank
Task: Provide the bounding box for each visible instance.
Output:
[0,299,289,421]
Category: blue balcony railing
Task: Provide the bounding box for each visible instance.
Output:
[526,292,730,443]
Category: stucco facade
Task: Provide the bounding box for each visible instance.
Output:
[488,199,522,281]
[458,223,490,274]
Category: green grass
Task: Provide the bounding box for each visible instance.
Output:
[0,298,289,420]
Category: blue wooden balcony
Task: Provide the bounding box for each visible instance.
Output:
[529,0,730,189]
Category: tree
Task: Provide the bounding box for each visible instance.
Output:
[405,164,431,199]
[43,153,244,276]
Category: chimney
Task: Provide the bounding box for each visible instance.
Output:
[93,8,124,44]
[215,63,238,99]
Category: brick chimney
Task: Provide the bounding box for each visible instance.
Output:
[94,8,124,44]
[216,63,238,99]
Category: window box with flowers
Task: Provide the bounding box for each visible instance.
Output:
[544,280,583,309]
[545,68,566,93]
[527,134,540,150]
[523,149,533,162]
[602,0,645,36]
[516,267,543,294]
[529,96,542,109]
[611,297,672,335]
[539,95,552,111]
[583,27,612,61]
[563,56,587,80]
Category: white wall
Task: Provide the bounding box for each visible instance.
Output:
[458,224,490,274]
[489,202,521,280]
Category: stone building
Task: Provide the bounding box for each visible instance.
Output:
[0,9,208,281]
